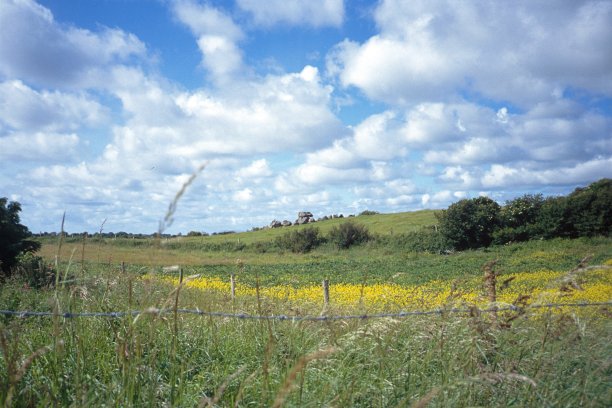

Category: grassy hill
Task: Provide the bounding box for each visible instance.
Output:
[36,209,439,264]
[208,209,438,243]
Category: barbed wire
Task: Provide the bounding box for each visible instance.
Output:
[1,301,610,321]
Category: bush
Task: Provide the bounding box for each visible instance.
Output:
[530,196,568,239]
[14,252,56,288]
[328,221,371,249]
[379,227,448,253]
[438,196,501,250]
[494,194,545,244]
[275,227,323,253]
[0,198,41,275]
[358,210,379,216]
[563,178,612,237]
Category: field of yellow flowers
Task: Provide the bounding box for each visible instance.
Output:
[155,258,611,315]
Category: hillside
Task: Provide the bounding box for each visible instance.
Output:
[203,209,439,244]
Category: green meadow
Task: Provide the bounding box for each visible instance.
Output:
[1,211,611,406]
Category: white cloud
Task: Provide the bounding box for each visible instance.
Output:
[0,80,107,132]
[172,66,343,154]
[233,188,254,202]
[173,1,244,41]
[0,132,79,162]
[329,0,612,107]
[12,59,346,232]
[237,0,344,28]
[402,103,461,145]
[173,1,245,83]
[353,111,405,160]
[482,157,612,189]
[237,159,273,178]
[439,166,479,189]
[0,0,147,88]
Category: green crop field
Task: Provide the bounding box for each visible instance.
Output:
[1,210,611,406]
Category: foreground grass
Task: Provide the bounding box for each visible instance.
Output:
[2,237,611,406]
[1,273,610,407]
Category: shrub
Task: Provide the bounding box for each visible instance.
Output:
[276,227,323,253]
[563,178,612,237]
[14,252,56,288]
[358,210,379,216]
[438,196,501,250]
[328,221,371,249]
[0,198,41,276]
[377,226,448,253]
[494,194,545,244]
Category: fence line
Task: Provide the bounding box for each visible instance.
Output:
[1,301,610,321]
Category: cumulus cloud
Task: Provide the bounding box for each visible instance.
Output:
[237,0,344,28]
[173,1,245,83]
[0,132,79,162]
[482,158,612,189]
[233,188,254,202]
[0,80,107,132]
[12,58,346,232]
[0,0,147,88]
[236,159,273,178]
[329,0,612,107]
[136,65,342,157]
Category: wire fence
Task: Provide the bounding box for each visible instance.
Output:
[1,301,610,322]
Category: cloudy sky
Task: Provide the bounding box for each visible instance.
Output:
[1,0,611,234]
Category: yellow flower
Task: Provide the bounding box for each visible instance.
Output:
[146,265,610,316]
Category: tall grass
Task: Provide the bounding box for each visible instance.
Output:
[1,248,610,406]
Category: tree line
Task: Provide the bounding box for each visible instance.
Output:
[437,178,611,251]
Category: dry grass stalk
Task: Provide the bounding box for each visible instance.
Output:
[54,211,66,285]
[482,259,499,326]
[158,163,207,235]
[271,347,336,408]
[233,370,258,407]
[471,372,537,388]
[483,259,499,303]
[409,387,440,408]
[198,365,247,408]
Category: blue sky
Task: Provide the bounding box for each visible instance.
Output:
[1,0,611,234]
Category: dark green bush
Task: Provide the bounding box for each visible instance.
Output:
[378,227,448,253]
[531,196,568,239]
[494,194,545,244]
[328,222,371,249]
[437,196,501,250]
[563,178,612,237]
[275,227,323,253]
[358,210,379,216]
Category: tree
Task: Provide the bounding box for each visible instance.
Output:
[563,178,612,237]
[493,194,545,244]
[531,196,568,239]
[0,198,41,274]
[438,196,501,250]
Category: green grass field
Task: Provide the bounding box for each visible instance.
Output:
[2,210,611,406]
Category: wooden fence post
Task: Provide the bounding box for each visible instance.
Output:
[322,279,330,306]
[179,267,184,284]
[121,261,126,274]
